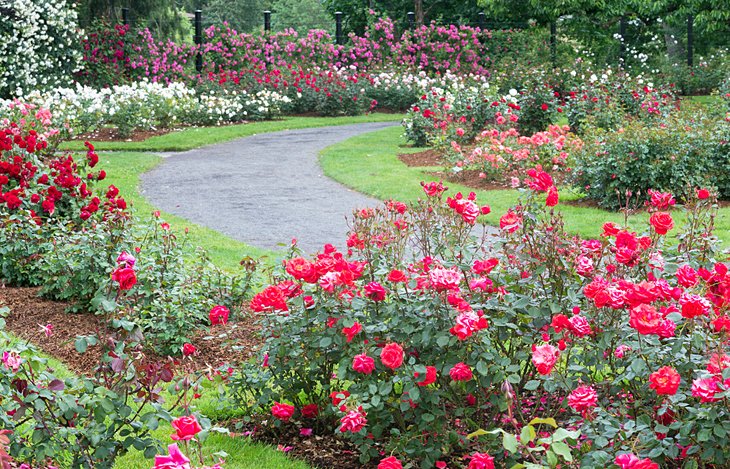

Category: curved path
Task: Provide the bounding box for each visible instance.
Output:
[141,122,398,254]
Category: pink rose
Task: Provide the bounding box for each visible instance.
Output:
[352,353,376,375]
[532,343,559,375]
[209,305,230,326]
[567,385,598,413]
[170,415,202,441]
[449,362,472,382]
[380,342,404,370]
[271,402,296,421]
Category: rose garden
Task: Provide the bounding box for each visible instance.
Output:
[0,1,729,468]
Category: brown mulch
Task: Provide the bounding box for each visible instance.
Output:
[398,149,443,167]
[0,286,262,375]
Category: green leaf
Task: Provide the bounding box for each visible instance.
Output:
[521,425,536,444]
[524,380,541,391]
[74,337,88,354]
[467,428,502,439]
[503,432,520,453]
[529,417,557,428]
[319,337,332,348]
[552,428,581,441]
[551,441,573,462]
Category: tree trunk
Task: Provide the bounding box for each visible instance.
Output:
[415,0,424,25]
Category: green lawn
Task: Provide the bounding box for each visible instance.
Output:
[318,125,730,245]
[61,113,402,152]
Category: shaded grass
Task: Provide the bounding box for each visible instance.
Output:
[60,114,403,152]
[319,126,729,245]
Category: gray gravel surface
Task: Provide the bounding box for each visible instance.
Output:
[141,122,399,254]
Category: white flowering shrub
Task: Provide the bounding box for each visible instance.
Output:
[0,0,82,98]
[0,81,291,138]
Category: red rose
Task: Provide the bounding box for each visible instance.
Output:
[339,407,367,433]
[330,390,350,406]
[697,188,710,200]
[449,362,472,381]
[541,103,549,111]
[649,366,681,395]
[380,342,404,370]
[352,353,375,374]
[182,343,196,356]
[111,266,137,290]
[170,415,202,441]
[676,264,698,288]
[271,402,296,421]
[387,269,407,282]
[378,456,403,469]
[414,365,437,386]
[692,377,721,403]
[301,403,319,418]
[209,305,230,326]
[364,282,387,301]
[545,185,559,207]
[342,322,362,342]
[285,257,319,283]
[649,212,674,235]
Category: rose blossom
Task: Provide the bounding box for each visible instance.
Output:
[170,415,202,441]
[378,456,403,469]
[649,366,681,395]
[182,343,196,356]
[154,443,191,469]
[649,212,674,235]
[339,407,367,433]
[499,210,522,233]
[301,404,319,419]
[676,264,698,288]
[352,353,376,375]
[209,305,229,326]
[380,342,404,369]
[468,452,495,469]
[111,266,137,290]
[532,343,559,375]
[691,377,721,403]
[449,362,473,381]
[415,365,438,386]
[567,385,598,413]
[271,402,296,421]
[364,282,387,301]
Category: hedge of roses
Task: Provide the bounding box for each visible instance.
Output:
[231,173,729,467]
[0,108,254,354]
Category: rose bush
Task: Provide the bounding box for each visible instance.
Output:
[230,171,728,467]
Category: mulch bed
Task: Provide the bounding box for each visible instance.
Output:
[0,285,261,375]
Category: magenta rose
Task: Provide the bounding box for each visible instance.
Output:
[170,415,202,441]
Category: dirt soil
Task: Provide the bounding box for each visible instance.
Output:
[0,286,262,375]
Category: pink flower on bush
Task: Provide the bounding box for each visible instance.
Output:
[285,257,319,283]
[339,407,367,433]
[531,343,559,375]
[380,343,404,369]
[697,188,710,200]
[421,180,447,197]
[209,305,229,326]
[154,443,191,469]
[364,282,387,301]
[575,255,594,277]
[568,385,598,413]
[679,293,712,319]
[2,351,21,372]
[675,264,698,287]
[449,362,472,381]
[387,269,407,282]
[182,343,196,356]
[691,377,721,403]
[428,266,463,291]
[170,415,202,441]
[378,456,403,469]
[467,452,495,469]
[271,402,296,422]
[545,185,559,207]
[352,353,376,375]
[629,304,663,335]
[116,251,136,267]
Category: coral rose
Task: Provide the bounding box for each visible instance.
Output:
[380,342,404,369]
[649,366,681,395]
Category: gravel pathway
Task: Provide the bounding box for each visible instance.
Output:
[141,122,399,254]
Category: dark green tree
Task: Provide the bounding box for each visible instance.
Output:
[78,0,190,39]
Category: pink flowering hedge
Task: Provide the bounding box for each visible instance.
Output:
[233,174,729,468]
